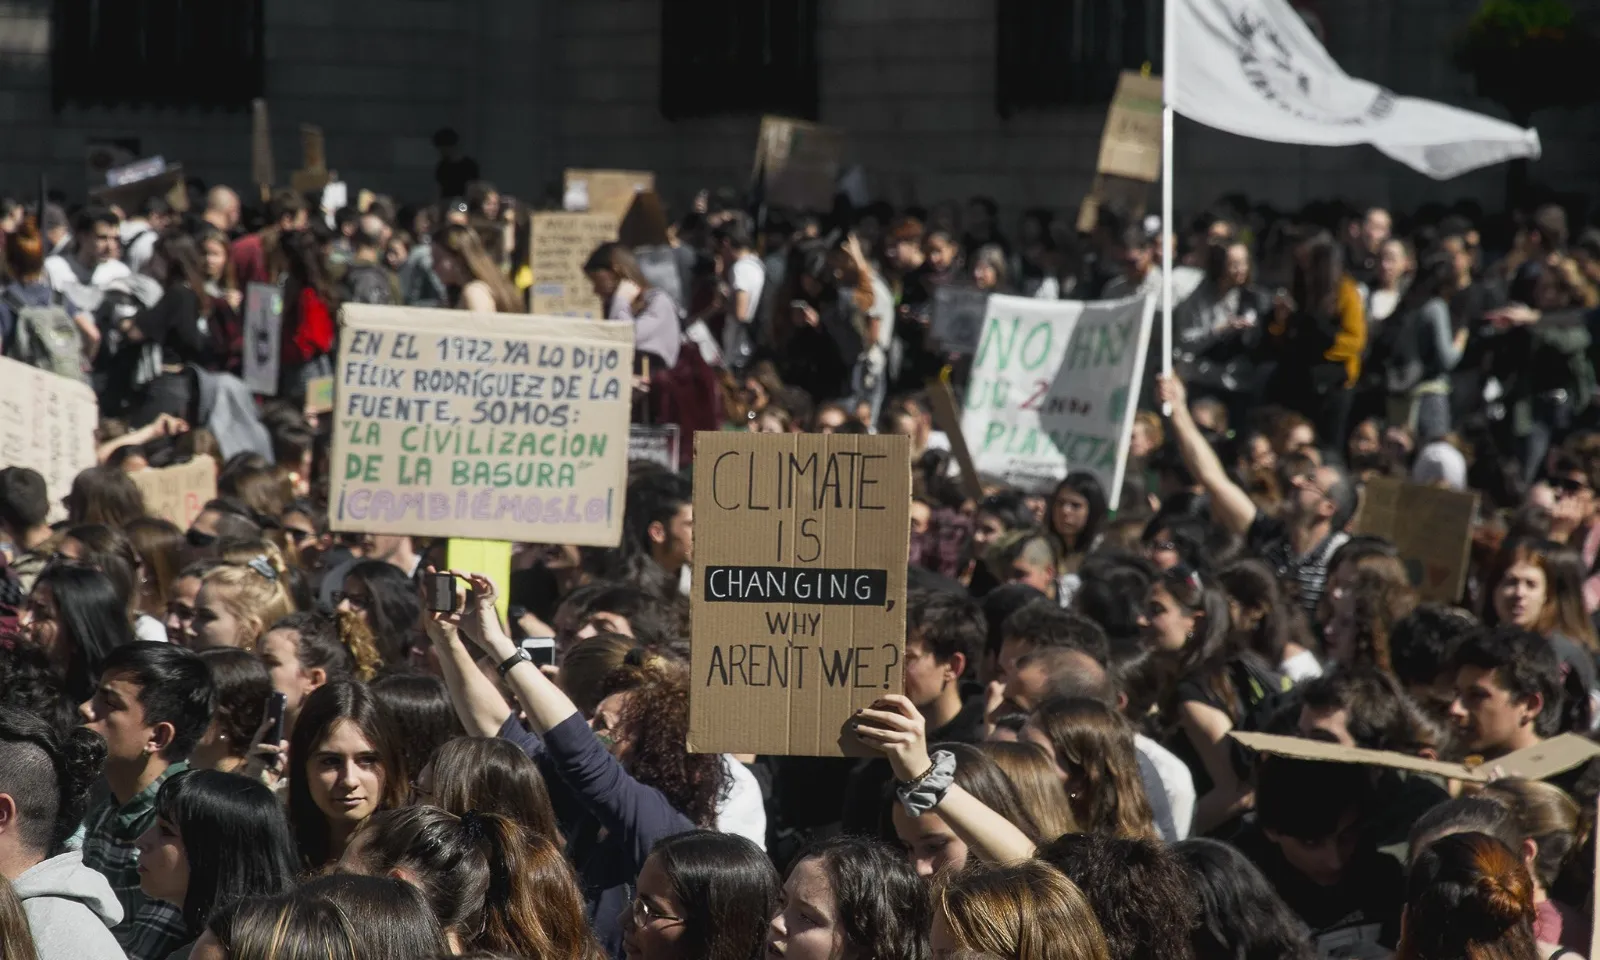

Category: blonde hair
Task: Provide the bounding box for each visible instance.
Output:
[934,860,1110,960]
[980,742,1078,842]
[334,609,382,681]
[1481,779,1585,891]
[434,223,523,313]
[201,551,297,647]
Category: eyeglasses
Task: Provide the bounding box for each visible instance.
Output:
[332,591,370,610]
[629,897,683,928]
[284,526,317,543]
[1552,476,1591,497]
[1147,540,1177,553]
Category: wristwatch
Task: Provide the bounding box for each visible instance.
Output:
[496,648,532,679]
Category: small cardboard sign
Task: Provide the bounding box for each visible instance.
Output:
[243,283,283,396]
[628,424,681,471]
[529,212,619,319]
[754,116,845,212]
[131,458,217,530]
[1354,477,1477,603]
[929,286,990,357]
[329,304,634,546]
[0,357,98,524]
[251,99,274,188]
[1096,72,1164,183]
[304,376,335,415]
[91,163,187,214]
[563,169,655,221]
[301,124,326,173]
[1231,731,1600,783]
[688,431,911,757]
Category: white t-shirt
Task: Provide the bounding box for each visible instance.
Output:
[715,755,767,849]
[1135,733,1195,841]
[134,614,168,644]
[723,254,766,365]
[43,254,131,314]
[120,220,159,275]
[1280,648,1324,684]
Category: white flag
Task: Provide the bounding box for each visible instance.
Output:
[1171,0,1541,179]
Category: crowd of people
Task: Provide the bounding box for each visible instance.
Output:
[0,147,1598,960]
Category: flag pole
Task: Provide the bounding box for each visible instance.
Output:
[1160,0,1176,417]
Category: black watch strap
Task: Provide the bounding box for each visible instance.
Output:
[496,648,532,679]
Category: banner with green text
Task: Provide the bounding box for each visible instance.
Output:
[960,294,1155,507]
[330,304,635,546]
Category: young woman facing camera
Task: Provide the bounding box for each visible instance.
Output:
[286,680,405,869]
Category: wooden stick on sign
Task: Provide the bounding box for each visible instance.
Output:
[925,369,985,504]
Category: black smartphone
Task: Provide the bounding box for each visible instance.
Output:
[263,691,288,747]
[425,572,457,613]
[521,637,556,668]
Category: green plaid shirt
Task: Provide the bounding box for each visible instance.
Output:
[80,762,190,960]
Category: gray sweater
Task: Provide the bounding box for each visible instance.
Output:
[14,851,126,960]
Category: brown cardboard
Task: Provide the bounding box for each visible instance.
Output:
[755,116,845,211]
[131,458,217,530]
[1354,476,1478,603]
[689,431,912,756]
[251,99,274,188]
[529,212,619,319]
[0,356,98,524]
[329,304,635,546]
[300,124,326,174]
[1231,731,1600,783]
[563,169,655,221]
[618,190,671,248]
[1076,173,1153,235]
[92,164,187,215]
[925,376,985,504]
[1096,72,1164,183]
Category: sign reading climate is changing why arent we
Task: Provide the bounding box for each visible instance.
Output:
[960,293,1156,508]
[689,432,911,757]
[330,304,634,547]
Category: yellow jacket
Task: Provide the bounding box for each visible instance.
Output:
[1325,276,1367,387]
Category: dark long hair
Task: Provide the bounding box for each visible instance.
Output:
[287,680,405,868]
[601,659,726,826]
[1174,838,1316,960]
[343,561,424,665]
[651,831,780,960]
[427,737,562,846]
[194,648,272,763]
[30,562,133,702]
[281,228,339,314]
[1049,472,1108,558]
[790,836,931,960]
[348,806,600,960]
[155,769,298,935]
[1290,233,1344,321]
[152,230,213,315]
[1398,832,1540,960]
[297,874,447,960]
[1031,698,1158,841]
[64,465,145,528]
[1216,559,1314,669]
[1153,565,1255,722]
[1395,252,1458,318]
[369,672,463,800]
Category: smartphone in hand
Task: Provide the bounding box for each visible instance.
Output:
[425,572,459,614]
[521,637,556,668]
[263,691,288,748]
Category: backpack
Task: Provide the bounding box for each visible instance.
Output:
[3,288,87,383]
[342,264,395,306]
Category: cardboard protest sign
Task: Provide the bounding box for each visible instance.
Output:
[628,424,681,471]
[330,304,634,546]
[960,294,1156,505]
[755,116,845,211]
[529,212,619,319]
[618,191,671,248]
[300,124,326,174]
[131,458,217,530]
[563,169,655,221]
[929,286,990,357]
[243,283,283,396]
[689,432,911,757]
[251,99,274,189]
[0,356,98,523]
[1077,72,1163,234]
[1354,477,1477,603]
[925,376,984,504]
[1232,731,1600,783]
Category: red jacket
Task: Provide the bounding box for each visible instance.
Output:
[284,288,333,363]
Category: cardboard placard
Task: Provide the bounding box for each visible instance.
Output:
[563,169,655,221]
[304,376,335,415]
[1354,477,1477,603]
[301,124,326,173]
[329,304,634,546]
[251,99,274,188]
[106,156,166,188]
[291,169,331,194]
[929,286,990,357]
[755,116,845,212]
[689,432,912,757]
[629,424,681,471]
[91,163,187,215]
[925,376,984,504]
[243,283,283,396]
[1097,72,1164,183]
[959,294,1156,506]
[1077,173,1154,235]
[529,212,619,319]
[0,356,98,524]
[1232,731,1600,783]
[618,190,671,248]
[130,458,217,530]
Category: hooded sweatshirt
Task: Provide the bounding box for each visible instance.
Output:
[13,851,127,960]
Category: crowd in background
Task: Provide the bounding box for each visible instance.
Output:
[0,137,1598,960]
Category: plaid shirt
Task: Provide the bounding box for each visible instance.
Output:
[80,762,190,960]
